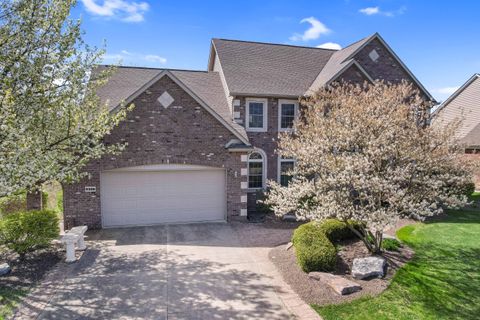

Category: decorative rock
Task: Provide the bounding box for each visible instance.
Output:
[352,256,386,279]
[285,242,293,251]
[0,263,11,276]
[329,277,362,295]
[308,272,362,295]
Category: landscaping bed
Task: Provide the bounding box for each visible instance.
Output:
[313,210,480,320]
[0,247,62,319]
[269,237,413,306]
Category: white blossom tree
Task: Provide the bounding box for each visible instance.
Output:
[265,81,476,253]
[0,0,130,200]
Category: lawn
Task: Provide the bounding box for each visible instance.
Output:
[313,209,480,320]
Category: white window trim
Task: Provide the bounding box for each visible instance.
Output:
[247,148,267,191]
[278,99,299,132]
[277,156,296,185]
[246,98,268,132]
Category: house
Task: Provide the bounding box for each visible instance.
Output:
[63,33,434,229]
[431,73,480,185]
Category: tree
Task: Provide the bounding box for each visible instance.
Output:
[265,81,475,254]
[0,0,130,199]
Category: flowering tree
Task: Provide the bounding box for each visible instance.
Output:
[0,0,130,199]
[265,81,475,253]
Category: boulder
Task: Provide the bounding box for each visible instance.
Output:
[308,272,362,295]
[352,256,386,279]
[0,263,11,276]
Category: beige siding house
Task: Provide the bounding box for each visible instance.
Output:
[433,74,480,148]
[432,73,480,187]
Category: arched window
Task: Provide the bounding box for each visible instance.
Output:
[248,151,265,189]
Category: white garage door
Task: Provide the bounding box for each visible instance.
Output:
[101,165,226,227]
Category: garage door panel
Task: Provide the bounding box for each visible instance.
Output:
[101,168,226,227]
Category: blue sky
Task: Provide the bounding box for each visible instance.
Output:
[72,0,480,102]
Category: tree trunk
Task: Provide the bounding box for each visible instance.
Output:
[26,190,42,210]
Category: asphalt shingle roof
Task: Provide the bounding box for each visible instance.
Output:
[211,39,336,97]
[93,65,248,142]
[308,35,373,93]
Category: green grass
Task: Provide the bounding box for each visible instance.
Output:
[468,191,480,203]
[0,287,26,320]
[313,209,480,320]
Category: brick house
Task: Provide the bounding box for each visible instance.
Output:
[432,73,480,186]
[64,33,434,229]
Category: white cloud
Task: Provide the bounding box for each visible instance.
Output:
[81,0,149,22]
[359,6,406,17]
[290,17,331,41]
[103,50,167,66]
[432,86,460,95]
[359,7,380,15]
[144,55,167,64]
[316,42,342,50]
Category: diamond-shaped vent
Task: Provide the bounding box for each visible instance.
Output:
[158,91,174,108]
[369,49,379,62]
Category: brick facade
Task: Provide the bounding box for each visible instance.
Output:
[64,36,431,227]
[64,75,247,229]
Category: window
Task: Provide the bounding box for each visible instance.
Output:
[248,151,265,189]
[278,100,298,131]
[246,98,267,131]
[278,157,295,187]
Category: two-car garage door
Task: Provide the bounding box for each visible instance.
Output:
[100,165,226,227]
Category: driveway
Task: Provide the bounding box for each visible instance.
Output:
[14,221,320,319]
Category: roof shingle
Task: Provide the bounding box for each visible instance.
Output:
[211,39,336,97]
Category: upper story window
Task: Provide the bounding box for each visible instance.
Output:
[246,98,268,132]
[248,151,266,189]
[278,157,295,186]
[278,100,298,131]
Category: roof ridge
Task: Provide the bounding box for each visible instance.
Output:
[212,38,339,51]
[338,35,370,51]
[97,64,209,73]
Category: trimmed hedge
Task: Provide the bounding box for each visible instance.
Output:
[292,219,359,273]
[0,210,60,255]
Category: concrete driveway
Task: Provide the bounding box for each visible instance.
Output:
[15,221,320,319]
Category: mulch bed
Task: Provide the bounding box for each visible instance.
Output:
[269,238,414,306]
[0,246,63,307]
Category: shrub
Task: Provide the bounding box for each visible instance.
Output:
[382,238,401,251]
[255,190,272,214]
[462,181,476,197]
[318,219,363,240]
[0,210,60,255]
[292,219,362,272]
[293,222,337,272]
[0,192,27,217]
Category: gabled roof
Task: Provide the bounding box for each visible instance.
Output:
[94,65,249,144]
[210,34,434,101]
[209,38,336,97]
[433,73,480,116]
[432,73,480,147]
[334,33,435,101]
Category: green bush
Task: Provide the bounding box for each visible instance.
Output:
[255,190,272,214]
[0,210,60,255]
[381,238,401,251]
[0,192,27,217]
[292,219,361,273]
[56,190,63,213]
[293,222,337,272]
[318,219,362,240]
[462,181,476,197]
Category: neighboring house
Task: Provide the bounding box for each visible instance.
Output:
[432,74,480,150]
[432,73,480,186]
[64,32,434,229]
